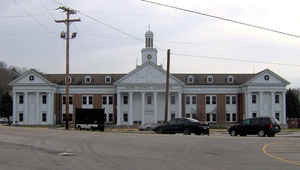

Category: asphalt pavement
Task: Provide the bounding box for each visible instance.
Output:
[0,125,299,170]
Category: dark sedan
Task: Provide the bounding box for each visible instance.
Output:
[153,118,209,135]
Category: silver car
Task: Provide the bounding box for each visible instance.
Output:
[139,123,161,131]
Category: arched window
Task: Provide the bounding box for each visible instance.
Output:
[227,75,234,84]
[105,76,112,84]
[207,75,214,84]
[187,75,194,84]
[84,75,92,84]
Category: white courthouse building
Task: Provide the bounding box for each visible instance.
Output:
[9,30,290,126]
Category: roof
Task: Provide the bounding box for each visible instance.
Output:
[173,73,255,85]
[44,74,126,85]
[42,72,255,86]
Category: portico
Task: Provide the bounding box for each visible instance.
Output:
[244,89,287,124]
[12,90,55,125]
[116,89,183,125]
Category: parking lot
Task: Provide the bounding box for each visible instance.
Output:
[0,125,299,170]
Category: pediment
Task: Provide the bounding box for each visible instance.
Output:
[244,69,289,86]
[115,62,184,86]
[9,69,56,86]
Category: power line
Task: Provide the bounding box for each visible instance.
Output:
[48,2,299,68]
[0,15,46,18]
[77,11,168,52]
[77,11,299,68]
[39,0,57,21]
[141,0,300,39]
[172,53,300,68]
[14,0,55,34]
[78,11,144,42]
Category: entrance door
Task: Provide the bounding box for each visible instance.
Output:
[144,111,154,124]
[28,93,36,124]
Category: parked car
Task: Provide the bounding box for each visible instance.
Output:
[139,122,161,131]
[0,117,8,124]
[227,117,281,137]
[0,117,11,125]
[153,118,209,135]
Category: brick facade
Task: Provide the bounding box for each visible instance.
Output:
[72,94,82,123]
[93,94,102,109]
[237,93,245,122]
[197,95,206,121]
[54,93,62,124]
[217,94,225,124]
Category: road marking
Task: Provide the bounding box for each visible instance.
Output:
[262,142,300,166]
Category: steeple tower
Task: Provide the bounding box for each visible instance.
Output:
[141,28,158,65]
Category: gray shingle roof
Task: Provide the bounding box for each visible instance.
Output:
[43,73,255,86]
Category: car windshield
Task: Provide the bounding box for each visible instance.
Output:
[186,118,199,122]
[271,117,279,124]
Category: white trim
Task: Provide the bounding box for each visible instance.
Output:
[141,92,145,125]
[9,69,57,87]
[154,92,158,123]
[282,91,287,124]
[178,92,182,118]
[243,69,289,86]
[13,91,16,124]
[117,93,121,125]
[129,92,133,125]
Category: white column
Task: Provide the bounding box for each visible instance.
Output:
[259,92,263,117]
[282,92,287,124]
[247,92,251,118]
[271,92,274,119]
[178,92,182,118]
[48,92,52,124]
[36,92,40,124]
[12,91,17,124]
[129,92,133,125]
[24,92,28,124]
[117,92,121,125]
[154,92,158,123]
[141,92,145,125]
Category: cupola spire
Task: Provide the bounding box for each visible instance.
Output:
[141,27,158,65]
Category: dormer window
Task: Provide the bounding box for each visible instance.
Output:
[187,75,194,84]
[105,76,111,84]
[207,75,214,84]
[264,75,270,81]
[65,76,72,84]
[84,75,92,84]
[227,75,234,84]
[29,75,34,81]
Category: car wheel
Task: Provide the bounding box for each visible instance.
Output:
[183,129,191,135]
[231,130,237,136]
[78,126,82,131]
[258,130,266,137]
[156,128,163,134]
[240,133,247,137]
[195,131,202,135]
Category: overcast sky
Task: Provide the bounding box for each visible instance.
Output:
[1,0,300,87]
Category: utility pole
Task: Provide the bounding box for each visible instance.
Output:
[164,49,170,123]
[55,6,80,130]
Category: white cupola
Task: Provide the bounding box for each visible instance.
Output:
[141,29,158,65]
